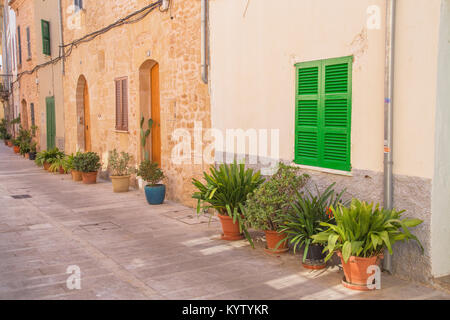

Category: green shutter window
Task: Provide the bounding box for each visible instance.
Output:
[295,56,352,172]
[17,26,22,65]
[41,20,51,56]
[46,97,56,149]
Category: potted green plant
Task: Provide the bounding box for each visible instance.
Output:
[0,119,8,145]
[12,139,20,154]
[243,163,310,254]
[137,160,165,204]
[192,162,264,243]
[277,183,348,269]
[73,152,101,184]
[49,154,68,174]
[108,149,133,193]
[29,142,37,161]
[19,141,31,158]
[66,152,83,181]
[4,133,12,146]
[311,199,424,290]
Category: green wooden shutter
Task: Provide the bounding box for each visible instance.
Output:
[322,57,352,171]
[295,56,352,171]
[46,97,56,149]
[41,20,51,56]
[295,61,321,167]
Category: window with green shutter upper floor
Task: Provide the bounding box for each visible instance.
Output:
[294,56,353,172]
[41,20,51,56]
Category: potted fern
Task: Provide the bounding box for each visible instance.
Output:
[192,162,264,243]
[49,154,68,174]
[73,152,102,184]
[137,160,165,204]
[243,163,309,254]
[277,183,348,269]
[108,149,133,193]
[312,199,424,290]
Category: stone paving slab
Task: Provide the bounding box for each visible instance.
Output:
[0,143,449,300]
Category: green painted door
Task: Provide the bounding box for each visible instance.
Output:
[46,96,56,150]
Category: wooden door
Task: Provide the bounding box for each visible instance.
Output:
[151,63,161,166]
[45,97,56,149]
[84,83,91,152]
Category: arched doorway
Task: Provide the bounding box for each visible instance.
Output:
[139,60,161,166]
[76,75,91,151]
[21,99,28,130]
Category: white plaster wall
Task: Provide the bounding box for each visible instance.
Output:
[209,0,441,179]
[431,0,450,278]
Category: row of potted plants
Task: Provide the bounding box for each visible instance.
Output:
[192,162,424,291]
[1,123,38,160]
[33,147,166,205]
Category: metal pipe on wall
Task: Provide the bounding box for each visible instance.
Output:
[383,0,396,273]
[201,0,208,84]
[58,0,65,75]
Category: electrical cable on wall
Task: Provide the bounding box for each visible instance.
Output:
[13,0,164,84]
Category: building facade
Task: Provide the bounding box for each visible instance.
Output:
[208,0,450,283]
[61,0,211,205]
[9,0,65,150]
[1,0,18,127]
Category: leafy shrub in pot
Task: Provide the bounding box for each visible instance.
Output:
[137,160,165,204]
[35,148,64,170]
[73,152,101,184]
[192,162,264,244]
[108,149,133,193]
[312,199,424,290]
[277,183,348,269]
[243,163,310,253]
[65,152,82,181]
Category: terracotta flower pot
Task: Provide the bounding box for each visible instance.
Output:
[13,146,20,154]
[25,153,29,159]
[218,214,244,241]
[7,140,13,147]
[82,171,98,184]
[71,170,82,182]
[337,251,383,291]
[4,140,8,146]
[264,230,288,254]
[43,162,51,171]
[59,166,65,174]
[111,175,130,193]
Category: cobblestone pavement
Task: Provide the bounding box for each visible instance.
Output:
[0,143,449,300]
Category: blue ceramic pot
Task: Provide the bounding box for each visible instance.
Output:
[144,184,166,205]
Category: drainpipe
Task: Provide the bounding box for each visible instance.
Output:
[383,0,396,273]
[201,0,208,84]
[58,0,65,75]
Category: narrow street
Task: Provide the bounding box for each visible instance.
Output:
[0,144,449,300]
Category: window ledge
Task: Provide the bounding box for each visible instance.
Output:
[291,163,353,177]
[114,130,129,134]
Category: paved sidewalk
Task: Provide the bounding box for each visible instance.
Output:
[0,144,449,300]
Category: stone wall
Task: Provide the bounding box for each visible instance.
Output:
[10,0,41,145]
[62,0,211,207]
